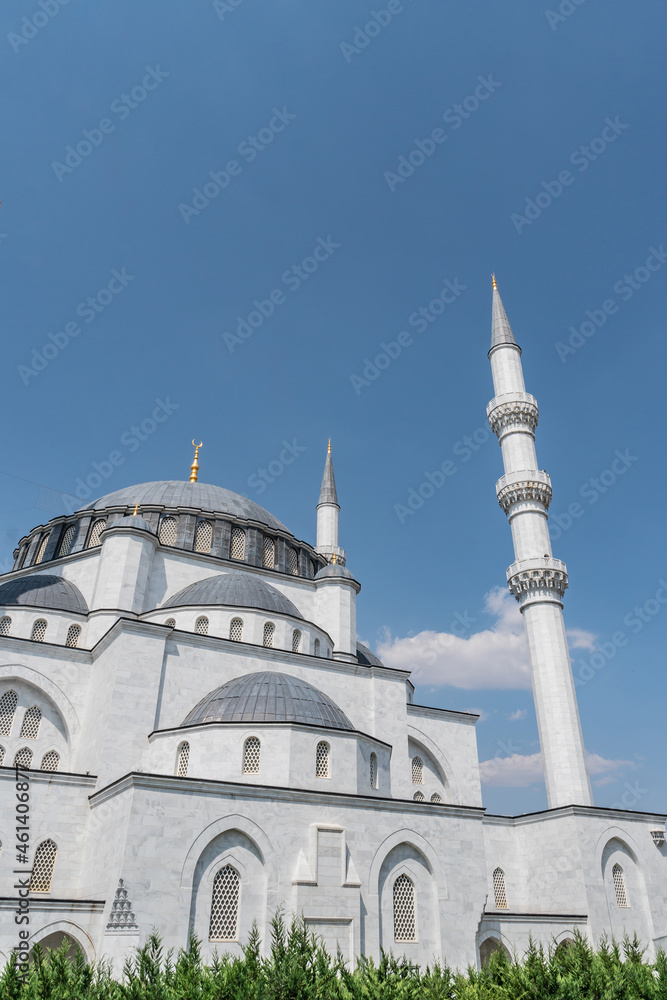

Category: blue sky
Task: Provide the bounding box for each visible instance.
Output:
[1,0,666,815]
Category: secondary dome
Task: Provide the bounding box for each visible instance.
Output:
[163,572,303,619]
[182,671,354,731]
[0,574,88,614]
[78,481,288,532]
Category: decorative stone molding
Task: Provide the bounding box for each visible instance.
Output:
[106,878,138,931]
[487,392,539,440]
[507,556,568,607]
[496,470,552,513]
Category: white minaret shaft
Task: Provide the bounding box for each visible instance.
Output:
[487,278,592,809]
[316,441,346,564]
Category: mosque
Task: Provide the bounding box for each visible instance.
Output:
[0,283,665,970]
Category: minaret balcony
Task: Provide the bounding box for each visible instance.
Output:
[487,391,538,440]
[496,470,552,513]
[507,556,569,606]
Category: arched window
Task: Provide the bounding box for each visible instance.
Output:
[370,752,378,788]
[430,792,442,804]
[413,791,425,802]
[612,863,629,907]
[411,756,424,784]
[159,516,178,546]
[65,624,81,648]
[291,629,301,652]
[195,616,209,636]
[393,874,416,942]
[14,747,33,769]
[29,839,58,892]
[316,741,330,778]
[262,622,275,648]
[262,537,275,569]
[314,638,320,656]
[87,518,107,547]
[229,617,243,641]
[34,533,50,565]
[164,618,176,628]
[194,520,213,553]
[20,706,42,740]
[0,690,18,736]
[230,527,246,561]
[0,616,11,636]
[0,744,5,765]
[17,545,28,569]
[57,524,76,558]
[40,750,60,772]
[209,865,240,941]
[31,619,47,642]
[243,736,261,774]
[288,547,298,576]
[176,742,190,777]
[493,868,508,909]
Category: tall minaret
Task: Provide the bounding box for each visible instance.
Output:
[316,441,346,565]
[487,277,592,808]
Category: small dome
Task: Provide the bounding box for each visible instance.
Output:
[182,671,354,731]
[0,574,88,614]
[356,642,384,667]
[113,515,153,532]
[163,572,302,619]
[315,564,357,582]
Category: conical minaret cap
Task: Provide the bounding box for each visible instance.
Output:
[490,276,520,354]
[318,440,339,507]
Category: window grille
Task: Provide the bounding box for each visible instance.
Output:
[57,524,76,558]
[243,736,261,774]
[165,618,176,628]
[0,616,11,636]
[176,742,190,777]
[314,639,320,656]
[288,548,298,575]
[14,747,33,769]
[370,752,377,788]
[195,520,213,553]
[262,622,275,648]
[411,756,424,784]
[493,868,508,909]
[230,527,246,561]
[29,839,57,892]
[0,744,4,765]
[31,619,47,642]
[292,629,301,653]
[612,863,629,907]
[430,792,442,804]
[263,537,275,568]
[34,534,50,565]
[88,518,107,547]
[40,750,60,772]
[195,616,209,636]
[209,865,240,941]
[20,706,42,740]
[0,690,18,736]
[17,546,28,569]
[393,874,416,942]
[413,791,424,802]
[229,617,243,642]
[316,741,330,778]
[65,624,81,648]
[159,517,178,546]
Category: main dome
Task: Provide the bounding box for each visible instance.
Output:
[78,481,288,532]
[163,572,303,618]
[182,671,354,731]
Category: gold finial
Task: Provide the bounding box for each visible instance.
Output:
[492,274,497,290]
[331,552,337,564]
[190,440,203,483]
[133,504,139,516]
[327,439,331,454]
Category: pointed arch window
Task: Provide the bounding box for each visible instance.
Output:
[87,518,107,547]
[34,533,50,565]
[262,536,275,569]
[411,756,424,784]
[159,516,178,546]
[0,744,4,766]
[430,792,442,804]
[30,839,58,892]
[243,736,261,774]
[291,629,301,653]
[164,618,176,628]
[0,690,18,736]
[370,752,378,788]
[65,624,81,648]
[393,874,416,942]
[14,747,33,769]
[313,638,320,656]
[288,547,299,576]
[194,520,213,553]
[230,527,246,561]
[493,867,508,909]
[315,741,330,778]
[31,619,47,642]
[20,706,42,740]
[413,791,424,802]
[612,863,629,907]
[229,617,243,642]
[176,741,190,777]
[40,750,60,772]
[17,545,28,569]
[0,616,11,636]
[195,616,209,636]
[209,864,240,941]
[262,622,275,648]
[57,524,76,558]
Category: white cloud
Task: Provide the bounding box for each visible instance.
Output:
[465,707,490,722]
[480,751,636,788]
[507,708,527,721]
[567,627,597,651]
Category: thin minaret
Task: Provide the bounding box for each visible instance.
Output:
[316,441,345,565]
[487,277,592,808]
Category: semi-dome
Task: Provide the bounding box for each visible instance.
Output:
[356,642,384,667]
[0,574,88,614]
[163,572,303,619]
[78,481,288,532]
[182,671,354,731]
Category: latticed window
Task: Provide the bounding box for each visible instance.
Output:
[20,706,42,740]
[262,622,275,648]
[243,736,261,774]
[292,629,301,652]
[0,744,5,765]
[431,792,442,804]
[288,548,299,576]
[612,863,629,907]
[195,520,213,553]
[316,741,330,778]
[65,624,81,648]
[209,865,240,941]
[0,616,11,636]
[229,618,243,642]
[14,747,33,769]
[411,756,424,784]
[165,618,176,628]
[57,524,76,558]
[29,839,57,892]
[230,527,246,561]
[0,690,18,736]
[263,536,275,568]
[370,752,377,788]
[176,742,190,777]
[393,874,416,942]
[34,533,49,564]
[493,868,508,909]
[41,750,60,772]
[195,616,209,636]
[88,518,107,547]
[413,791,425,802]
[31,619,47,642]
[159,516,178,546]
[314,639,320,656]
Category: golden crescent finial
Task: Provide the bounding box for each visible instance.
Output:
[492,273,497,290]
[328,439,331,454]
[189,441,203,483]
[133,503,139,516]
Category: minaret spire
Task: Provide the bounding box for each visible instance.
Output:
[319,439,339,506]
[316,440,345,565]
[487,279,592,809]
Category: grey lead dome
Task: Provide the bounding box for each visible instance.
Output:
[163,572,303,619]
[0,574,88,614]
